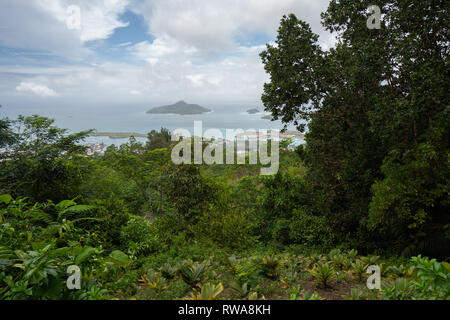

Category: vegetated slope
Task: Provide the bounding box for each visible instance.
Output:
[147,101,211,115]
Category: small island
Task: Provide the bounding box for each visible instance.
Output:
[261,115,272,120]
[147,101,211,115]
[247,108,260,114]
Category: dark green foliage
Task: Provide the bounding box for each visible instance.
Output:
[146,127,171,150]
[0,115,91,203]
[259,172,324,245]
[165,164,213,228]
[0,1,448,300]
[120,216,159,256]
[89,198,130,248]
[176,260,208,289]
[0,117,16,148]
[286,209,333,247]
[260,1,449,253]
[195,188,258,249]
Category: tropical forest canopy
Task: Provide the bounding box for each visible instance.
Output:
[0,0,448,300]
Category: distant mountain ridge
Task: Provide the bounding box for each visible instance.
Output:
[146,101,211,115]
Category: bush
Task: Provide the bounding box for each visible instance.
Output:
[120,216,159,256]
[271,208,333,247]
[87,198,130,248]
[195,207,258,249]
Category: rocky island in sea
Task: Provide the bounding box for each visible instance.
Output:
[247,108,260,114]
[146,101,211,115]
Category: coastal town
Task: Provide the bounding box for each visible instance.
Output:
[86,129,305,157]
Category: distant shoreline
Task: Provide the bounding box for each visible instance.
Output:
[91,132,147,139]
[91,130,304,140]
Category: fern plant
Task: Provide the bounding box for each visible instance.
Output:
[302,290,322,300]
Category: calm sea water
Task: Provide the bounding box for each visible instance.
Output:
[1,102,297,145]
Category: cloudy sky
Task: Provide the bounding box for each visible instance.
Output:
[0,0,334,107]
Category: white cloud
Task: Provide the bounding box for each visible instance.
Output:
[131,0,332,51]
[16,81,58,97]
[130,37,198,65]
[35,0,130,43]
[0,0,85,59]
[0,0,129,60]
[1,0,336,105]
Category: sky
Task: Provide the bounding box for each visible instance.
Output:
[0,0,335,108]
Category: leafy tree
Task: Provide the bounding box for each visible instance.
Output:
[101,138,172,215]
[165,164,213,229]
[0,115,92,202]
[259,172,317,243]
[146,127,171,151]
[0,119,15,148]
[143,148,172,216]
[260,1,449,253]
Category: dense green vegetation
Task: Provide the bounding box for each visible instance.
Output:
[0,0,448,300]
[260,0,449,257]
[0,117,448,300]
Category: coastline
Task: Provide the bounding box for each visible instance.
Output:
[91,132,147,139]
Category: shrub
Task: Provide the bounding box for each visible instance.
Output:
[408,255,450,299]
[351,260,367,281]
[196,207,258,249]
[383,278,415,300]
[260,256,279,279]
[120,216,159,256]
[84,198,130,248]
[309,263,335,288]
[159,263,177,280]
[177,261,208,289]
[287,209,333,247]
[184,282,224,300]
[138,270,168,293]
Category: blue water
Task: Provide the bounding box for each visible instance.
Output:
[0,102,297,145]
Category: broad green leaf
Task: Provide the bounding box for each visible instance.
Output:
[63,205,96,214]
[48,247,71,259]
[55,200,77,210]
[75,246,96,265]
[441,261,450,273]
[109,250,131,267]
[0,194,12,205]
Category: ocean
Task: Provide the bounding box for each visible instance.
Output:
[0,102,298,146]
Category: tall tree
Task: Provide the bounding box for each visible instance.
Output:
[261,1,449,254]
[0,106,16,148]
[146,127,171,151]
[165,164,212,228]
[0,115,92,202]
